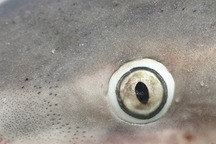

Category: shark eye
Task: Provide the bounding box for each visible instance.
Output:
[108,59,175,124]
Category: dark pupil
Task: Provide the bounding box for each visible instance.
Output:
[135,82,149,104]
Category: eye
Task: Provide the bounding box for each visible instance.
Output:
[108,59,175,124]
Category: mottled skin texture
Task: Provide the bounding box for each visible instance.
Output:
[0,0,216,143]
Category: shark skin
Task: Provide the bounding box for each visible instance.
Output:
[0,0,216,143]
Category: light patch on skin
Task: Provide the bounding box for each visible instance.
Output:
[4,129,214,144]
[0,0,7,5]
[0,137,9,144]
[73,64,114,101]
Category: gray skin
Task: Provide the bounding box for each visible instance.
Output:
[0,0,216,143]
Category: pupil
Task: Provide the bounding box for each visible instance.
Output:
[135,82,149,104]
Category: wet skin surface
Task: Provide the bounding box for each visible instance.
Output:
[0,0,216,143]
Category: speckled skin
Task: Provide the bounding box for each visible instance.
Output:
[0,0,216,144]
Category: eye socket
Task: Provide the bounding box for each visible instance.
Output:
[108,59,175,124]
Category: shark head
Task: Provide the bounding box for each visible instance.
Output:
[1,0,216,144]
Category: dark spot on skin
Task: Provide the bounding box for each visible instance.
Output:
[73,2,77,6]
[183,132,195,142]
[21,86,24,89]
[193,10,197,13]
[37,92,41,94]
[76,126,80,129]
[24,78,29,82]
[160,9,163,13]
[113,3,119,7]
[49,93,52,95]
[182,7,185,11]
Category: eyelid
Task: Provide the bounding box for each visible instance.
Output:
[107,59,175,124]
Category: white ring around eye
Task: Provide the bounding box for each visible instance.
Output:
[107,58,175,124]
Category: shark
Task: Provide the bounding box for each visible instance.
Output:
[0,0,216,143]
